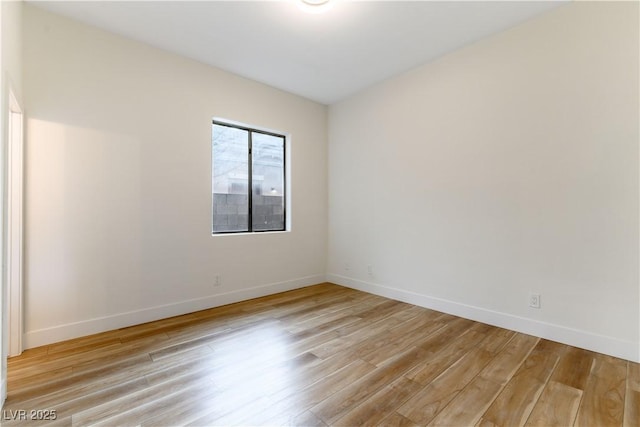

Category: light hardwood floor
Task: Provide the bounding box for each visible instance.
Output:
[3,283,639,426]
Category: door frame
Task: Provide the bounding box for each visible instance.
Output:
[7,87,23,358]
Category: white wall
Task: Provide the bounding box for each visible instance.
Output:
[1,1,21,101]
[1,0,23,404]
[327,2,640,361]
[22,4,327,348]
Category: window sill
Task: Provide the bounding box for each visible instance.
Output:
[211,230,291,237]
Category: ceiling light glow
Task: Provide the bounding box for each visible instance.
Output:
[299,0,333,14]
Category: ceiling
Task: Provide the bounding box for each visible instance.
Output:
[31,0,567,105]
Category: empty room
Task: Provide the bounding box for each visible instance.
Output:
[0,0,639,425]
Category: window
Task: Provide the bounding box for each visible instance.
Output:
[212,120,286,233]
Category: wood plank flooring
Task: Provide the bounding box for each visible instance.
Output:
[3,283,639,426]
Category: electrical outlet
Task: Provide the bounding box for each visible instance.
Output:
[529,293,541,309]
[214,275,222,287]
[367,265,373,277]
[344,262,350,272]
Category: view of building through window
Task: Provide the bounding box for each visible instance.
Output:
[212,121,286,233]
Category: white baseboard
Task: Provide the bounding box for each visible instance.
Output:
[23,274,326,349]
[327,273,639,363]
